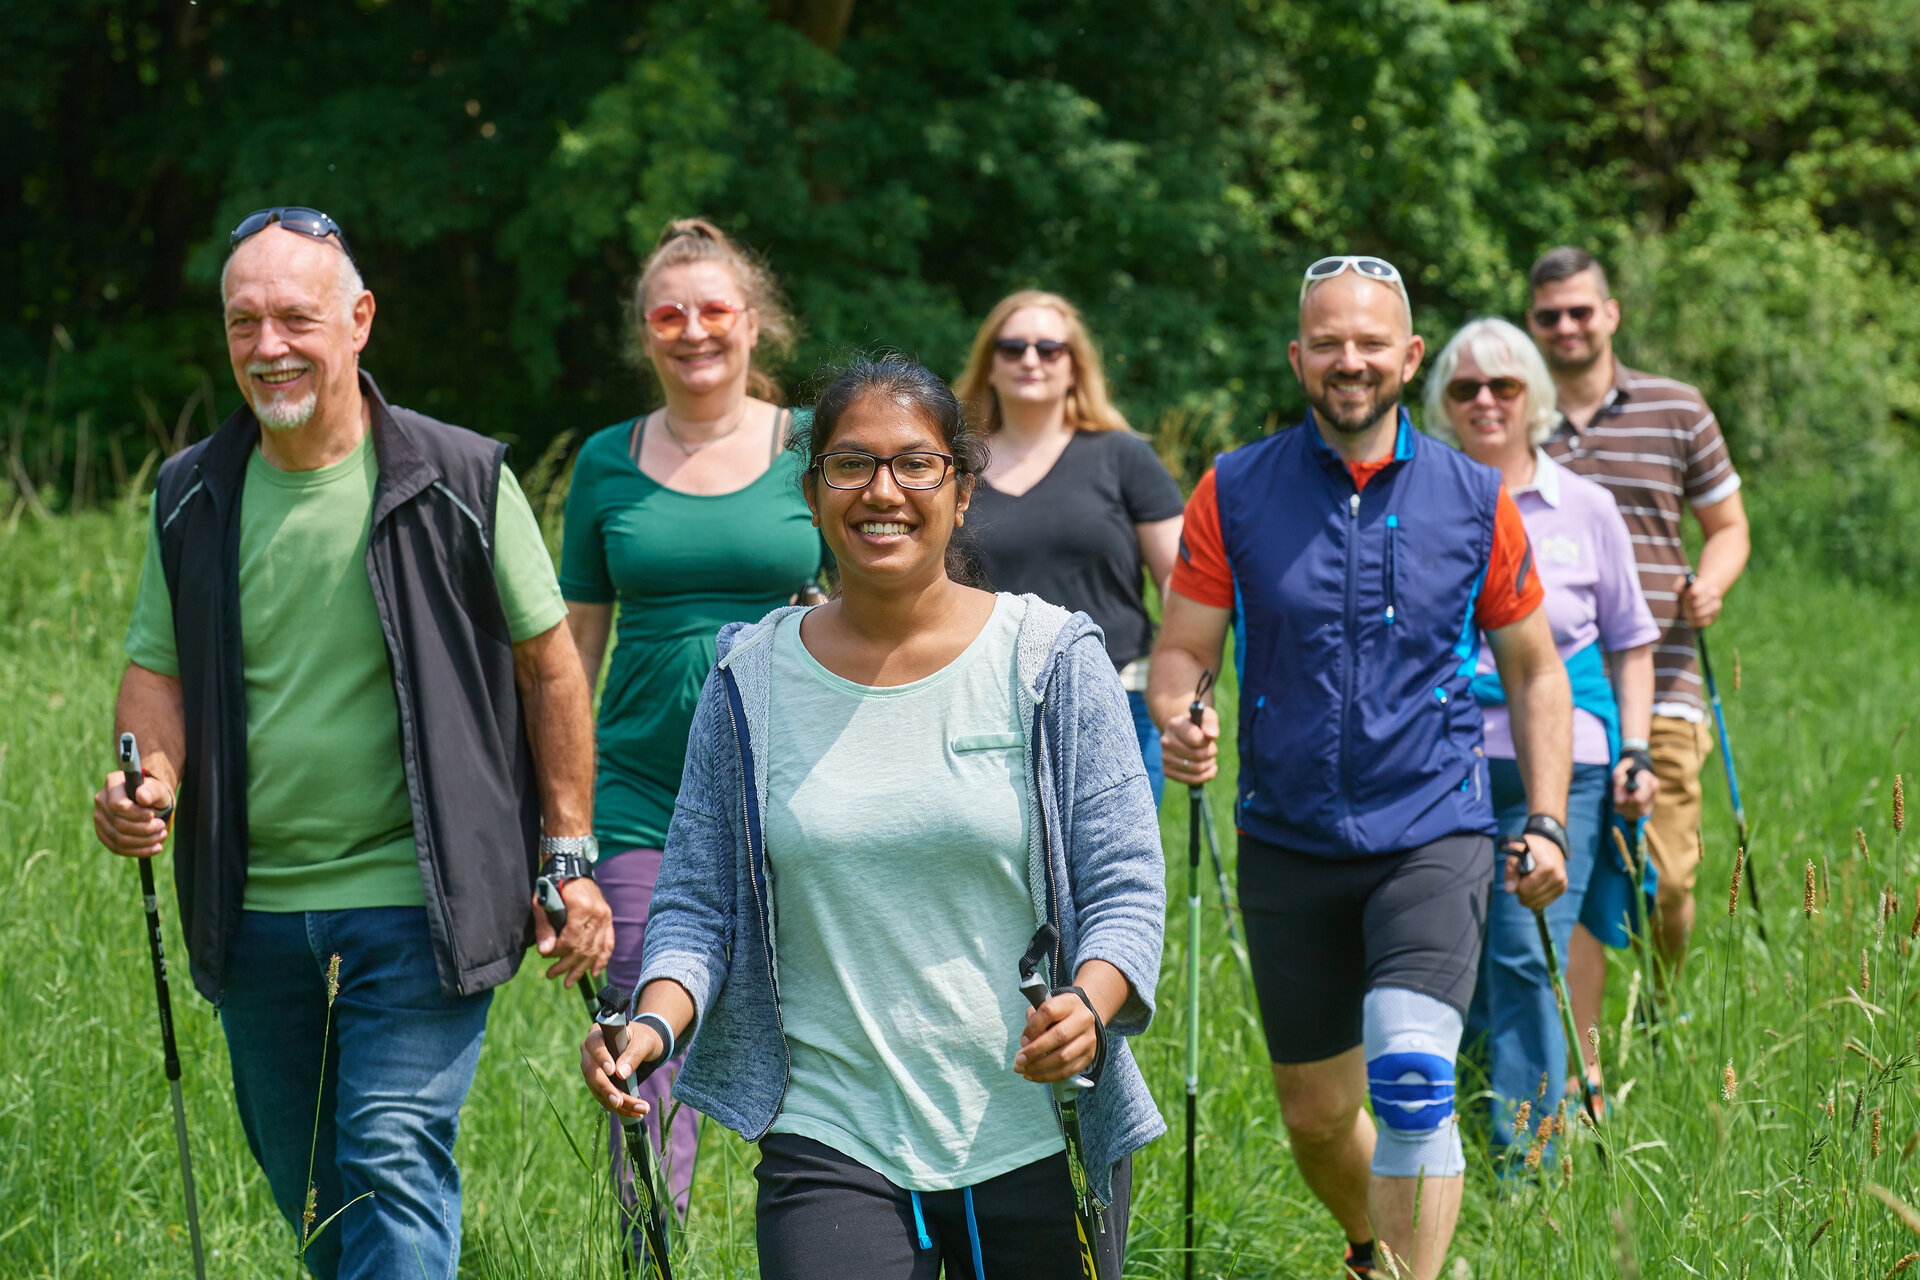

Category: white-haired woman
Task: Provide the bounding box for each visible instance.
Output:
[1426,316,1660,1149]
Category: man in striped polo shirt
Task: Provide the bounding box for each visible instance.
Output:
[1527,246,1752,983]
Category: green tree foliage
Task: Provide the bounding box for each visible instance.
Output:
[5,0,1918,577]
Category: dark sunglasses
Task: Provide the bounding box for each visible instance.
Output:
[993,338,1070,362]
[1530,305,1595,328]
[229,207,356,265]
[1445,376,1527,403]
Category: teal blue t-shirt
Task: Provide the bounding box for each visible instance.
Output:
[763,595,1064,1190]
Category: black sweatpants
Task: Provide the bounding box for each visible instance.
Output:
[754,1133,1131,1280]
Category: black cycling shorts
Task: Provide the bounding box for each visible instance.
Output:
[755,1133,1132,1280]
[1238,830,1492,1064]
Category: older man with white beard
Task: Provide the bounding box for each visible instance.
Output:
[93,208,612,1279]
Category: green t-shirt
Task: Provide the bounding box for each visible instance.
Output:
[124,430,568,911]
[558,417,821,853]
[763,595,1064,1191]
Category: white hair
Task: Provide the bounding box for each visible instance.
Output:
[1422,316,1558,447]
[220,236,365,320]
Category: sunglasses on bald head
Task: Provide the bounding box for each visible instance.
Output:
[1299,255,1412,313]
[646,299,745,342]
[229,207,356,266]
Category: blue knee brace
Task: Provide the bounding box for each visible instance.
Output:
[1364,987,1465,1178]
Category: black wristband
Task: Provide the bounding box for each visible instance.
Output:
[538,850,594,885]
[1523,813,1570,858]
[633,1011,676,1064]
[1060,984,1108,1088]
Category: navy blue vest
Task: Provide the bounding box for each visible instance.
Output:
[1216,409,1502,856]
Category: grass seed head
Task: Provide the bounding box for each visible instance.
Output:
[1806,861,1819,917]
[1863,949,1873,994]
[1909,889,1920,940]
[1723,1059,1738,1101]
[1513,1100,1532,1140]
[1875,1107,1885,1158]
[1897,773,1907,833]
[301,1182,317,1240]
[1561,1152,1573,1186]
[1905,1130,1920,1160]
[1892,1252,1918,1277]
[1808,1214,1834,1248]
[1859,827,1873,862]
[326,953,341,1004]
[1729,850,1744,916]
[1525,1138,1543,1172]
[1538,1072,1549,1102]
[1732,647,1741,690]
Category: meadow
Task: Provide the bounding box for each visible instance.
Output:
[4,501,1919,1278]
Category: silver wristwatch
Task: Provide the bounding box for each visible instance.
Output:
[538,833,600,865]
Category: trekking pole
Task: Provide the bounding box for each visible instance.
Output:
[1196,802,1255,1003]
[1183,668,1214,1280]
[535,875,600,1015]
[1503,836,1606,1139]
[1018,923,1101,1280]
[117,733,208,1280]
[1612,818,1660,1039]
[1688,572,1766,941]
[594,984,675,1280]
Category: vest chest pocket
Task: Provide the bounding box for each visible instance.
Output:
[951,732,1025,753]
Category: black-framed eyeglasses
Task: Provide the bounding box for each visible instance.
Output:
[993,338,1070,362]
[813,450,955,491]
[229,207,356,266]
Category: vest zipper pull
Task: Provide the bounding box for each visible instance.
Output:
[1349,493,1360,517]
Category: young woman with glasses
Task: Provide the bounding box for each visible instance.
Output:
[954,292,1186,806]
[1425,317,1660,1151]
[558,217,823,1227]
[580,357,1166,1280]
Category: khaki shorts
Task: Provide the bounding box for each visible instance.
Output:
[1643,714,1715,909]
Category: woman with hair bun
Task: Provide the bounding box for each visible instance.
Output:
[581,356,1166,1279]
[955,291,1185,805]
[559,218,823,1221]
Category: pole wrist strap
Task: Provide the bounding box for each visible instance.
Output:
[633,1011,676,1064]
[1060,984,1108,1087]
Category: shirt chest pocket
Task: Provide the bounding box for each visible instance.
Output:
[951,732,1025,753]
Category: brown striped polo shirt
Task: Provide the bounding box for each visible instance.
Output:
[1542,359,1741,718]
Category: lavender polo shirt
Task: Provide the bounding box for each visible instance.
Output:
[1476,450,1660,766]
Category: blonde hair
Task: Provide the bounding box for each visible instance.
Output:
[629,217,797,402]
[954,290,1129,434]
[1423,316,1559,448]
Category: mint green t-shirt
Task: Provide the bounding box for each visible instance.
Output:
[764,594,1063,1191]
[124,431,568,911]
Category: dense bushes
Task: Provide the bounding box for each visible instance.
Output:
[5,0,1918,582]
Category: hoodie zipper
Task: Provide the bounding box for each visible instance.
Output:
[1384,513,1399,626]
[720,666,792,1132]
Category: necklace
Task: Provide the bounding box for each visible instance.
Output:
[659,403,750,456]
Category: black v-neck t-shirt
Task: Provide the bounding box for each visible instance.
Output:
[965,429,1185,668]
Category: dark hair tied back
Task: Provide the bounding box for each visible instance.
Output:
[797,355,993,591]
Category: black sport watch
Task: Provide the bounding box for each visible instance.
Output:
[1522,813,1570,859]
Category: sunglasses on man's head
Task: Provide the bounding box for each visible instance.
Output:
[1530,305,1595,329]
[994,338,1070,363]
[1299,255,1411,312]
[229,207,355,265]
[646,299,744,342]
[1445,377,1527,403]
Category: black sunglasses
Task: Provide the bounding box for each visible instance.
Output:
[229,207,356,265]
[993,338,1070,362]
[1530,305,1595,328]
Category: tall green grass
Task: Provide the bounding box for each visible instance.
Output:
[5,505,1920,1277]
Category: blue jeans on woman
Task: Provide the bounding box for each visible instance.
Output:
[218,907,493,1280]
[1127,689,1166,808]
[1464,759,1609,1158]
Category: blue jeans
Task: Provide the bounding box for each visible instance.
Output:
[218,907,493,1280]
[1127,689,1166,808]
[1464,760,1608,1156]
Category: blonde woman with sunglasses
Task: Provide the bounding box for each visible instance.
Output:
[954,291,1185,804]
[558,218,823,1238]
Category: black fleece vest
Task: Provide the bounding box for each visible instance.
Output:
[152,372,540,1000]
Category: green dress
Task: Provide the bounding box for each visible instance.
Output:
[559,413,822,853]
